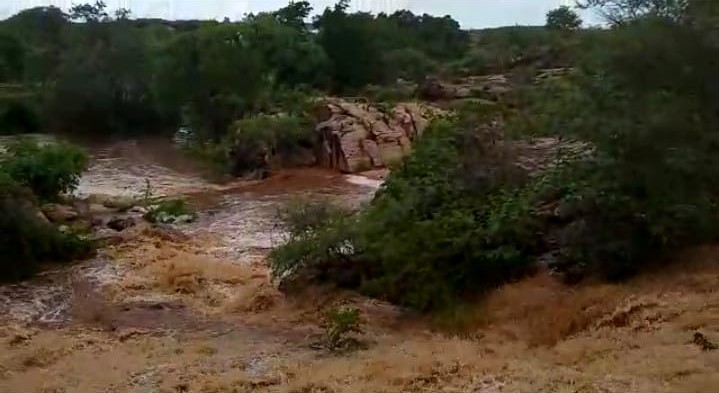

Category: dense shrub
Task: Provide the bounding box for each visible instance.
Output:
[271,108,542,310]
[381,48,438,83]
[225,114,316,176]
[0,172,93,281]
[183,111,316,178]
[271,1,719,311]
[0,139,88,201]
[355,112,541,310]
[269,199,359,290]
[276,198,351,236]
[535,15,719,279]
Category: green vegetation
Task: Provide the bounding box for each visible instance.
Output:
[271,108,542,310]
[271,0,719,312]
[0,138,88,201]
[226,114,316,176]
[144,198,195,224]
[2,0,717,316]
[269,199,357,292]
[0,142,92,282]
[532,1,719,279]
[0,0,467,133]
[546,6,582,31]
[323,306,362,351]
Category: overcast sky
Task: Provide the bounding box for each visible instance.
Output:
[0,0,598,28]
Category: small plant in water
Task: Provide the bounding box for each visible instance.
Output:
[144,198,196,224]
[141,178,154,206]
[134,179,196,224]
[322,306,363,351]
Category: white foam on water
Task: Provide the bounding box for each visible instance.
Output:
[344,175,384,189]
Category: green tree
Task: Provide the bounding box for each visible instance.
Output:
[532,1,719,278]
[68,0,109,22]
[243,13,330,88]
[314,2,386,90]
[272,0,312,30]
[577,0,686,24]
[156,24,265,139]
[0,33,24,81]
[2,6,68,82]
[44,2,167,135]
[546,6,582,30]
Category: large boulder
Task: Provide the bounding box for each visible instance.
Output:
[315,99,445,173]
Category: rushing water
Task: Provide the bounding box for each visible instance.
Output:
[0,136,381,325]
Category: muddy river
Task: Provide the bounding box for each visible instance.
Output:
[0,136,381,326]
[2,136,714,393]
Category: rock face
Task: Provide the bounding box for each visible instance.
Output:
[315,99,444,173]
[41,203,79,223]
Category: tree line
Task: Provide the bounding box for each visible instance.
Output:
[0,0,469,139]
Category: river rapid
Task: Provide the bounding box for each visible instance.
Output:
[0,136,381,326]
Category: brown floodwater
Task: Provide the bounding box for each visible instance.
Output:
[0,136,380,326]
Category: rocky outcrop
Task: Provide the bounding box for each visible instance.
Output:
[533,68,571,83]
[418,75,511,102]
[315,99,445,173]
[417,69,572,102]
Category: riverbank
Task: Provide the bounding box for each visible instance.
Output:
[1,138,717,392]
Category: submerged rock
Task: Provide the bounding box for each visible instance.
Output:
[107,216,136,232]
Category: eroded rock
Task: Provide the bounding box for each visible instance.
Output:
[315,99,445,173]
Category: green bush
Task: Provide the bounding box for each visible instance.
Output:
[355,113,540,310]
[271,109,542,310]
[269,199,358,290]
[517,12,719,279]
[276,198,350,236]
[144,197,195,223]
[323,306,362,351]
[0,172,93,281]
[361,83,416,103]
[381,48,438,83]
[0,139,88,201]
[225,113,316,176]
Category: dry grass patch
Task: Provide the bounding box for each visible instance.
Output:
[278,336,505,392]
[480,273,625,346]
